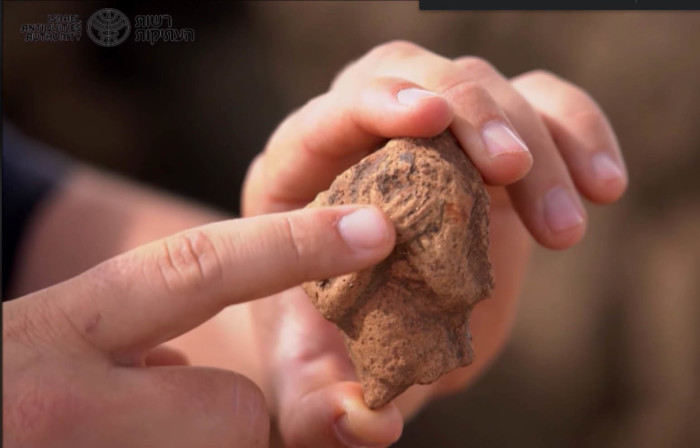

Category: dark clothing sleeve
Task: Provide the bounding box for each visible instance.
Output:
[2,122,72,299]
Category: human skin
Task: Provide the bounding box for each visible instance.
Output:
[4,41,627,448]
[3,197,397,448]
[241,41,628,447]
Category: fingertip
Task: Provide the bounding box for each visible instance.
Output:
[481,150,534,186]
[602,175,629,203]
[538,186,588,250]
[337,206,396,257]
[539,219,587,250]
[334,400,403,448]
[511,185,588,251]
[579,152,629,204]
[577,177,628,206]
[395,86,453,136]
[279,381,403,448]
[332,384,403,448]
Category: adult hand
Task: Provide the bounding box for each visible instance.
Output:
[3,205,395,448]
[242,41,628,447]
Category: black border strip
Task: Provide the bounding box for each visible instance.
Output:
[419,0,699,10]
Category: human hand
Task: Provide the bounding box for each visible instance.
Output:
[242,41,628,447]
[2,205,396,448]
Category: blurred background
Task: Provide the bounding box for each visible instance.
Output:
[4,2,700,447]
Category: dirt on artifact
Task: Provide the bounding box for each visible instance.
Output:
[302,131,494,408]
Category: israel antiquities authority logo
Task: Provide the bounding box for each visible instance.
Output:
[87,8,130,47]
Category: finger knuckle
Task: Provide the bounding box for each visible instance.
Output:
[369,39,423,60]
[441,77,488,101]
[454,55,497,77]
[334,40,424,90]
[522,68,560,84]
[296,92,334,131]
[568,107,610,141]
[155,230,223,295]
[330,59,362,90]
[557,87,605,125]
[302,92,330,114]
[521,70,603,119]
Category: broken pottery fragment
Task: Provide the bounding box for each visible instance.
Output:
[301,131,494,409]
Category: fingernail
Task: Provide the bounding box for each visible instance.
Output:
[482,121,529,158]
[591,152,624,182]
[338,207,389,250]
[543,187,584,233]
[333,396,402,448]
[334,414,375,448]
[333,397,403,447]
[396,87,439,107]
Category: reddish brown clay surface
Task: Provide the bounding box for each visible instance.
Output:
[302,131,494,409]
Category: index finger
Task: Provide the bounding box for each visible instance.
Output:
[243,76,453,216]
[41,205,395,362]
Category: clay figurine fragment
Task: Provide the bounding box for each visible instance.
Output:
[302,131,494,409]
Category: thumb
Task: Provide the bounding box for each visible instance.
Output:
[32,205,395,362]
[270,287,403,448]
[92,366,270,448]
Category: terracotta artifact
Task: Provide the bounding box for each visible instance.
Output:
[302,131,494,409]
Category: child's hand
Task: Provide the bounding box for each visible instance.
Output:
[242,41,627,448]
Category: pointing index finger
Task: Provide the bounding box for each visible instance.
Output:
[49,206,395,362]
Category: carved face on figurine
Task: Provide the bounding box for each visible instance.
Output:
[302,132,494,409]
